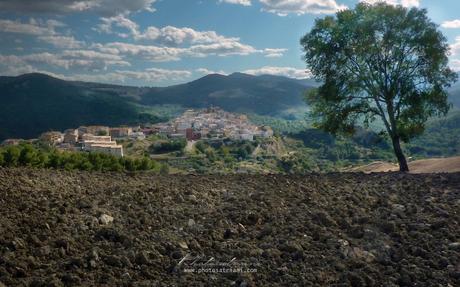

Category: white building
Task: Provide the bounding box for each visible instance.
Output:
[82,134,112,142]
[63,129,78,144]
[81,133,124,157]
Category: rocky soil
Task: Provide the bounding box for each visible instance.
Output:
[0,168,459,286]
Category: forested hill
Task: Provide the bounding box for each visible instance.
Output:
[449,88,460,108]
[1,72,458,141]
[139,72,314,116]
[0,72,315,140]
[0,73,146,140]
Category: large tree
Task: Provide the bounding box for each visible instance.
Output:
[301,2,457,171]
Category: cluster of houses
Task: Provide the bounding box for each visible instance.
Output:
[154,107,274,141]
[38,125,147,157]
[2,107,274,157]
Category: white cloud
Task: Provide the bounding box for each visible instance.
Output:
[442,20,460,29]
[450,36,460,56]
[0,49,130,73]
[263,48,288,57]
[97,14,140,37]
[93,42,184,62]
[223,0,419,16]
[189,41,260,57]
[360,0,419,8]
[258,0,347,16]
[0,0,157,16]
[0,62,192,85]
[0,55,35,75]
[0,18,86,49]
[21,53,76,69]
[94,15,287,60]
[450,59,460,72]
[96,15,241,44]
[61,49,125,61]
[0,19,57,36]
[196,68,229,75]
[243,66,312,79]
[0,22,129,70]
[57,68,192,84]
[112,68,192,82]
[38,35,84,49]
[401,0,420,6]
[219,0,252,6]
[150,26,239,44]
[92,37,286,62]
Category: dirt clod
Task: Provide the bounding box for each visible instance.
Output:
[0,168,459,286]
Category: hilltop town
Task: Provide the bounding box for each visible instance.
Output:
[156,107,273,141]
[1,107,273,158]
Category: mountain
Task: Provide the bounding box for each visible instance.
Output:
[139,72,314,116]
[0,73,148,140]
[0,72,314,140]
[448,76,460,108]
[448,88,460,109]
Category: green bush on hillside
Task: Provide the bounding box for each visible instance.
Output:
[149,139,186,154]
[0,143,161,172]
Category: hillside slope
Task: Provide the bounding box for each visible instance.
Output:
[0,73,144,140]
[0,73,314,140]
[448,80,460,108]
[0,169,459,286]
[140,72,314,116]
[449,90,460,108]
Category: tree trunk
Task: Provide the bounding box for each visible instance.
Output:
[391,135,409,172]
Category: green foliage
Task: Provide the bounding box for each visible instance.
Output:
[277,153,318,173]
[234,142,256,160]
[140,73,312,117]
[159,163,170,174]
[97,130,108,136]
[293,128,335,149]
[136,104,185,121]
[407,110,460,157]
[0,143,161,172]
[248,113,309,134]
[195,141,207,153]
[0,74,168,141]
[194,140,256,161]
[149,139,186,154]
[301,2,457,170]
[3,146,21,167]
[137,113,164,124]
[302,2,456,138]
[204,148,217,162]
[18,144,46,167]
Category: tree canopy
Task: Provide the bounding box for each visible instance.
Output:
[301,2,457,171]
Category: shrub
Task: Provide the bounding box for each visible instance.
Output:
[149,139,186,154]
[0,144,160,172]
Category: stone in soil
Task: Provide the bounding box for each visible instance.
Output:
[0,168,459,286]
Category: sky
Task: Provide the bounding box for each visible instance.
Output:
[1,0,460,87]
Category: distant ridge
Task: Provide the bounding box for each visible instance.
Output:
[0,73,143,140]
[0,72,314,140]
[1,72,459,141]
[140,72,315,115]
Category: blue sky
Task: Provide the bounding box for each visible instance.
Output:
[0,0,460,86]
